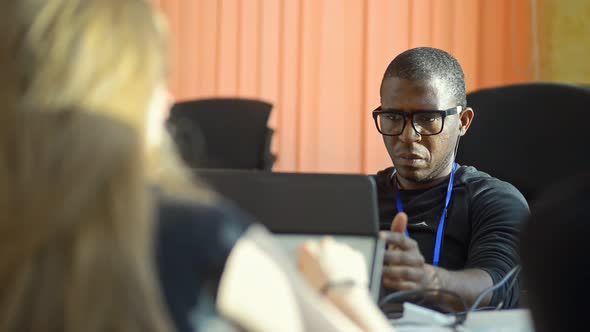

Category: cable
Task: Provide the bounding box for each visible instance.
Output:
[379,288,468,326]
[495,266,522,310]
[380,288,465,309]
[379,266,521,328]
[473,306,498,312]
[469,265,521,312]
[453,131,461,160]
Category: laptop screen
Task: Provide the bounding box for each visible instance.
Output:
[195,170,384,299]
[273,233,383,300]
[196,170,380,235]
[274,234,376,274]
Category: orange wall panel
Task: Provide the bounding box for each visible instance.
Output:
[275,0,301,171]
[156,0,534,174]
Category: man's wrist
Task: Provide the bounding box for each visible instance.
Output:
[425,264,446,290]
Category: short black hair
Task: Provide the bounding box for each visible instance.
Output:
[521,173,590,332]
[382,47,467,107]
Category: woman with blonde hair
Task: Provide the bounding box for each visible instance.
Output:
[0,110,173,332]
[0,0,196,194]
[0,0,249,331]
[0,0,397,331]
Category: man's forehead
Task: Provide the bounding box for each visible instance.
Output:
[380,77,454,109]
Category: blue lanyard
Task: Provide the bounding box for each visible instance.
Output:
[393,163,457,267]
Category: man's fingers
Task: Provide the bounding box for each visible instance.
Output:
[391,212,408,233]
[383,250,425,266]
[380,231,418,250]
[382,266,424,282]
[382,278,419,292]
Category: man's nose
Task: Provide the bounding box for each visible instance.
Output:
[399,117,421,143]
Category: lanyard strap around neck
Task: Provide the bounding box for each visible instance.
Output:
[393,163,458,267]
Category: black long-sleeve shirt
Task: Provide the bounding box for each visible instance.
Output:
[374,165,529,308]
[156,198,251,332]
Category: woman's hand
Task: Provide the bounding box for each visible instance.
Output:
[297,238,394,332]
[297,237,368,294]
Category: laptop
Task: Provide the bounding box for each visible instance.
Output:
[195,169,384,300]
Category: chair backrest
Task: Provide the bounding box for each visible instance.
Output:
[457,83,590,202]
[168,98,275,170]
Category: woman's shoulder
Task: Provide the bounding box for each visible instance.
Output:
[158,197,250,230]
[155,196,253,332]
[156,197,252,258]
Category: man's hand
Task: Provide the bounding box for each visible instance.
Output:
[382,213,438,291]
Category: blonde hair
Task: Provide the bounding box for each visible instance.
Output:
[0,0,214,203]
[0,111,172,332]
[0,0,164,123]
[0,0,217,330]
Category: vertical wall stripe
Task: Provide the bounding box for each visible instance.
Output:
[214,0,222,94]
[359,0,368,173]
[272,1,285,169]
[295,0,304,170]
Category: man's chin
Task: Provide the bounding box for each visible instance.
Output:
[394,166,429,183]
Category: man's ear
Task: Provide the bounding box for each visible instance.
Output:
[459,107,474,136]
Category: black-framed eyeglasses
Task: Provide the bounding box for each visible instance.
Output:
[372,106,460,136]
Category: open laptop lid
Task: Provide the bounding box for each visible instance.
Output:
[195,169,384,300]
[196,170,379,234]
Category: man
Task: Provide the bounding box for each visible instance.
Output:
[374,47,528,308]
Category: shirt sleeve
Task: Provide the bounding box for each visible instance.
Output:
[464,179,529,308]
[156,198,252,332]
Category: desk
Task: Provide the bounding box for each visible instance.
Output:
[463,309,533,332]
[393,309,534,332]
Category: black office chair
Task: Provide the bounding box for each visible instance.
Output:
[168,98,276,170]
[457,83,590,203]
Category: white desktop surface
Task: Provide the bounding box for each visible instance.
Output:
[463,309,533,332]
[394,309,534,332]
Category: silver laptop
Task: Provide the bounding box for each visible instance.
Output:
[195,170,384,300]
